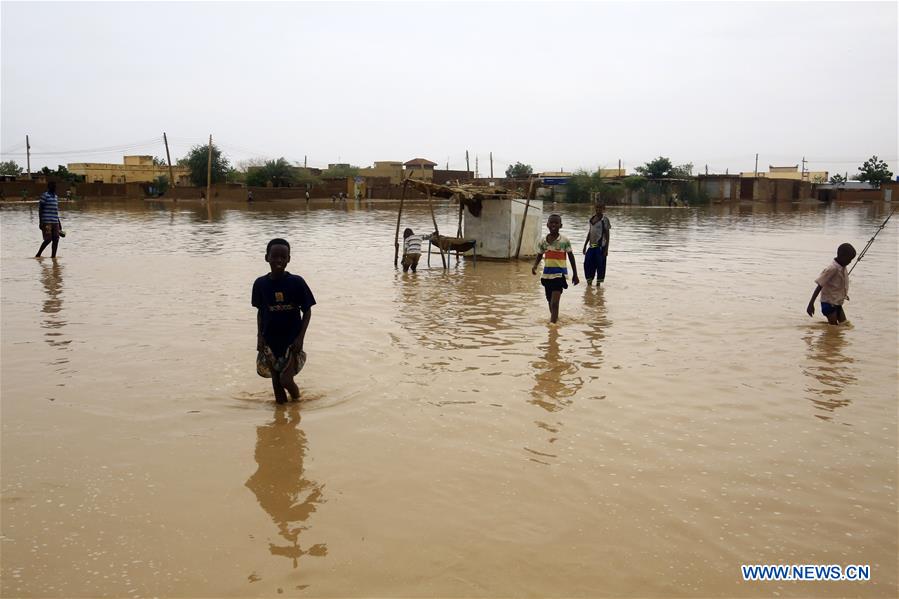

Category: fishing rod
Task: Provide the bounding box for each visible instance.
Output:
[848,205,896,275]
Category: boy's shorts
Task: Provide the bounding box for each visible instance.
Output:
[821,302,845,317]
[41,223,61,242]
[257,346,306,378]
[402,253,421,268]
[540,277,568,302]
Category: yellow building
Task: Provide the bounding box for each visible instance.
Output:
[68,155,191,185]
[740,165,828,183]
[404,158,437,181]
[359,161,404,184]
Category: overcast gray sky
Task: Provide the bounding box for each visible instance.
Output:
[1,1,896,178]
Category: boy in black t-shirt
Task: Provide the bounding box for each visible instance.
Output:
[252,238,316,404]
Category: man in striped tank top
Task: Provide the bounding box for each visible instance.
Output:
[35,182,64,258]
[532,214,580,323]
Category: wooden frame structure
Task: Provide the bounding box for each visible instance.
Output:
[393,178,528,269]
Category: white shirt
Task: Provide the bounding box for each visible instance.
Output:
[815,259,849,305]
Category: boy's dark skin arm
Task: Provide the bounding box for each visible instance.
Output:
[290,308,312,353]
[806,285,822,317]
[603,227,610,257]
[531,251,543,275]
[257,311,264,351]
[567,252,580,285]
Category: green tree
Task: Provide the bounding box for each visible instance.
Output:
[182,144,231,186]
[668,163,694,178]
[39,165,82,183]
[245,158,303,188]
[856,155,893,188]
[622,175,647,203]
[265,158,295,187]
[505,162,533,178]
[322,164,360,179]
[634,156,674,178]
[829,173,846,184]
[226,168,244,184]
[563,169,595,203]
[0,160,23,176]
[152,175,169,195]
[152,156,168,167]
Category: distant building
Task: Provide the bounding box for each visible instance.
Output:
[359,161,404,184]
[740,164,828,183]
[404,158,438,181]
[68,155,190,185]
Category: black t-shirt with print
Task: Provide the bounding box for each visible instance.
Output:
[251,272,316,356]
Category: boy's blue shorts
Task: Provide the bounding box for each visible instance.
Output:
[821,302,844,316]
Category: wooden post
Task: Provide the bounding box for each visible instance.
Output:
[205,135,213,200]
[456,196,464,264]
[394,179,408,267]
[426,187,446,269]
[465,150,470,173]
[26,135,31,177]
[163,132,176,199]
[489,152,493,178]
[514,178,537,259]
[205,135,213,220]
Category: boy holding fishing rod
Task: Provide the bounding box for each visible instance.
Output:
[806,243,856,325]
[806,207,895,325]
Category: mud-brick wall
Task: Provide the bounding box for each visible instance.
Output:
[0,180,75,199]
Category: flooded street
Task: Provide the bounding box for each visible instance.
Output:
[1,199,896,597]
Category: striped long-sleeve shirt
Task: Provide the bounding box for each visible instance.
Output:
[38,192,61,224]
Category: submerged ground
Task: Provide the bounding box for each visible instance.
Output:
[1,199,897,598]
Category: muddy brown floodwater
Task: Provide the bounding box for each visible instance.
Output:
[1,199,897,598]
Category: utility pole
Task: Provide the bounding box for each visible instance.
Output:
[489,152,493,178]
[754,153,759,177]
[446,157,449,170]
[618,158,622,175]
[163,132,176,189]
[304,155,307,168]
[26,135,31,177]
[705,164,708,175]
[465,150,470,173]
[475,155,479,179]
[206,134,213,203]
[801,156,807,180]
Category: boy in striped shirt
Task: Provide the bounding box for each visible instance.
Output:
[532,214,580,323]
[35,182,64,258]
[402,228,429,273]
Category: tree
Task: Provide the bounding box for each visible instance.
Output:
[152,156,168,167]
[0,160,23,176]
[622,175,647,203]
[181,143,231,187]
[829,173,846,184]
[856,155,893,188]
[246,158,301,188]
[634,156,673,178]
[39,164,82,183]
[668,163,694,178]
[321,164,360,179]
[563,169,595,203]
[152,175,169,195]
[226,168,244,184]
[505,162,533,178]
